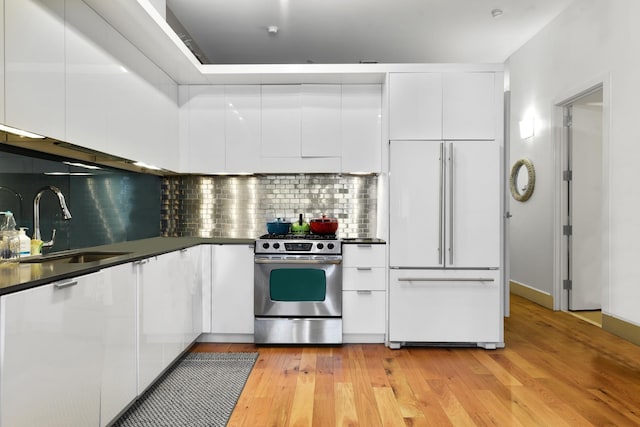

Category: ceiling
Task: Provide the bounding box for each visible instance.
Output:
[166,0,575,65]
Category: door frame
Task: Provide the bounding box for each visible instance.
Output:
[552,76,610,311]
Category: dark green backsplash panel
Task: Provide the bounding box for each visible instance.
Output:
[0,147,161,252]
[270,269,327,301]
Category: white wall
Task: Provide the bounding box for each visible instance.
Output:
[507,0,640,325]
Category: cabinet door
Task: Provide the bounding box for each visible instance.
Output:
[100,263,137,427]
[0,4,4,122]
[211,244,254,337]
[341,84,382,172]
[443,73,496,140]
[65,0,110,154]
[389,73,442,140]
[447,141,501,268]
[0,273,104,427]
[261,85,301,158]
[225,85,261,173]
[137,256,168,393]
[389,269,502,344]
[5,0,65,140]
[342,290,386,335]
[180,85,225,173]
[389,140,444,267]
[301,84,341,158]
[178,246,203,345]
[104,27,179,171]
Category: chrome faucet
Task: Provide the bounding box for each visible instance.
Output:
[33,185,72,248]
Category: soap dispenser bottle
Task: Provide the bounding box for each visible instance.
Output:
[18,227,30,257]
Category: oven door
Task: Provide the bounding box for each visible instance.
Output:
[254,255,342,317]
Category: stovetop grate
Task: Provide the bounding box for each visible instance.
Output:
[258,233,338,240]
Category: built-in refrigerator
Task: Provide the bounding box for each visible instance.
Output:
[388,139,504,348]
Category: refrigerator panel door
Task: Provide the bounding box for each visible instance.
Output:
[390,140,443,267]
[446,140,501,268]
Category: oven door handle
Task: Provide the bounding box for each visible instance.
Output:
[255,257,342,265]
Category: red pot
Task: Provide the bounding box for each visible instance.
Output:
[309,215,339,235]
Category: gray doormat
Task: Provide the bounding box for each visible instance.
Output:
[113,352,258,427]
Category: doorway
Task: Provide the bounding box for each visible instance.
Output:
[561,87,604,320]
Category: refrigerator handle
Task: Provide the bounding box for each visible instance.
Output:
[448,143,454,265]
[438,142,444,265]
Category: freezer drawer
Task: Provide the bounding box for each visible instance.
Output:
[389,269,503,347]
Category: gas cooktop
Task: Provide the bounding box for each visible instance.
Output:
[255,233,341,255]
[258,233,337,240]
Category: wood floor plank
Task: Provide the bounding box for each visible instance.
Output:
[346,345,384,427]
[372,386,406,426]
[334,382,358,426]
[288,349,316,427]
[313,349,337,427]
[195,295,640,426]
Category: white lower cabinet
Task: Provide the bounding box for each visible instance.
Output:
[0,246,204,427]
[389,269,503,348]
[0,272,105,427]
[208,244,254,342]
[137,248,202,394]
[342,244,386,343]
[99,263,137,427]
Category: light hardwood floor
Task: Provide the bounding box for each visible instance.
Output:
[192,295,640,426]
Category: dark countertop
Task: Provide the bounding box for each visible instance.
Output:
[0,237,255,297]
[341,238,386,244]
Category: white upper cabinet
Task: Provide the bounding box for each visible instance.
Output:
[301,84,341,158]
[179,85,225,173]
[178,83,382,173]
[0,2,5,122]
[389,73,443,140]
[225,85,262,173]
[65,0,110,154]
[103,25,179,171]
[341,84,382,172]
[261,85,301,158]
[5,0,65,140]
[442,73,496,140]
[389,71,497,141]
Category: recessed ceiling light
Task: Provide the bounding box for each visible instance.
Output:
[491,8,503,18]
[267,25,279,34]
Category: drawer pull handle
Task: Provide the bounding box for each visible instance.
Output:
[54,280,78,289]
[356,290,373,295]
[356,267,373,271]
[356,244,372,248]
[180,248,188,253]
[133,259,149,266]
[398,278,494,283]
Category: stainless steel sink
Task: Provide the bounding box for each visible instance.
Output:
[20,251,132,264]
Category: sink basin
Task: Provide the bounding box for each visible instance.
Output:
[20,251,132,264]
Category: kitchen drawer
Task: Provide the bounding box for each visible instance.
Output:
[389,269,501,344]
[343,290,386,334]
[343,267,386,291]
[343,244,386,268]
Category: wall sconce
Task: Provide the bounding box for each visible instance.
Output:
[519,116,535,139]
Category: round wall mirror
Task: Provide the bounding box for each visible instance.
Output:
[510,158,535,202]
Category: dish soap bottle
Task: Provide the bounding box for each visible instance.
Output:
[18,227,30,257]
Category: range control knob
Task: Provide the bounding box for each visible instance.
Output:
[327,243,335,250]
[273,243,280,249]
[317,243,324,250]
[262,242,270,249]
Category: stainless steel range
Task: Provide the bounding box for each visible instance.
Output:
[254,233,342,344]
